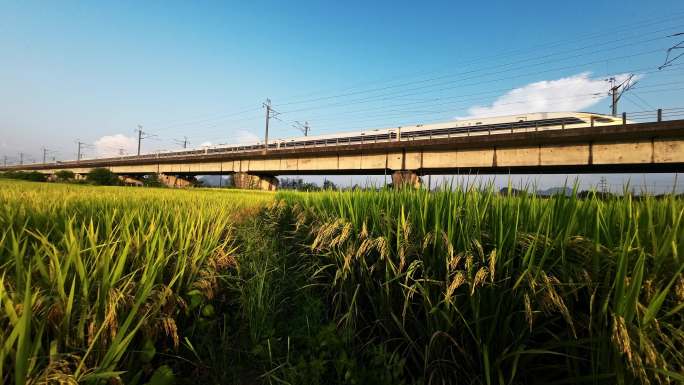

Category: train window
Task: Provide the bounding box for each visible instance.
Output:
[593,117,614,123]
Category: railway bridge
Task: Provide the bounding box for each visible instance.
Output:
[2,119,684,190]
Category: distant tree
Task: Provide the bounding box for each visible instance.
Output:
[86,168,120,186]
[322,179,337,190]
[1,171,48,182]
[279,177,321,191]
[499,187,525,196]
[279,177,300,189]
[191,177,205,187]
[143,173,164,187]
[55,170,75,181]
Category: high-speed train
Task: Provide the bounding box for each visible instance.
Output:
[82,111,626,162]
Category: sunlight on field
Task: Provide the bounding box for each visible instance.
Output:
[1,180,682,384]
[0,180,271,383]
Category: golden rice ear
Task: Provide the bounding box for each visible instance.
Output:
[524,293,533,332]
[401,220,412,244]
[612,315,633,365]
[471,267,489,295]
[473,239,484,261]
[675,275,684,303]
[311,219,342,251]
[192,278,215,301]
[445,271,465,304]
[421,231,434,252]
[374,236,390,261]
[161,316,179,350]
[294,205,309,231]
[360,220,370,240]
[641,333,658,367]
[355,238,375,260]
[465,255,474,274]
[87,320,96,348]
[541,272,576,338]
[447,254,462,272]
[488,249,497,283]
[30,354,82,385]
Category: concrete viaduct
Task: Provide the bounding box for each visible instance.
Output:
[2,119,684,189]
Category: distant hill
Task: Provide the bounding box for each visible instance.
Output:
[536,187,573,196]
[499,186,573,196]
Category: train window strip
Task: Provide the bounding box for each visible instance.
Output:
[400,117,585,139]
[119,117,589,159]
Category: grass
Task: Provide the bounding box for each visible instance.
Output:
[274,185,684,384]
[0,180,272,384]
[0,179,682,384]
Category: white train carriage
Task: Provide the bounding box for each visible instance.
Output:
[269,111,624,149]
[94,112,627,163]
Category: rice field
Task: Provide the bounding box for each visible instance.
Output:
[0,180,272,384]
[272,187,684,384]
[1,179,682,384]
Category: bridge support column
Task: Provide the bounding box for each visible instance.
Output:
[391,170,422,188]
[119,176,144,187]
[158,174,193,188]
[233,172,278,191]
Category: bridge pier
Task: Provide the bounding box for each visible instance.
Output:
[158,174,193,188]
[233,172,279,191]
[391,170,422,188]
[119,175,144,186]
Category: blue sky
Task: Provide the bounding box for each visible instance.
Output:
[1,0,683,190]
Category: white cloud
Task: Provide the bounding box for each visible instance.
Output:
[461,72,637,118]
[94,134,137,157]
[199,130,261,148]
[234,130,260,144]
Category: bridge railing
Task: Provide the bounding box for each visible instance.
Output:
[622,108,684,123]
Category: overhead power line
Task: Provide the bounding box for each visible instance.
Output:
[277,28,676,110]
[277,51,670,124]
[41,147,58,163]
[659,32,684,69]
[188,65,684,145]
[279,47,665,117]
[75,140,93,161]
[608,74,638,116]
[292,121,311,136]
[263,99,282,147]
[180,63,684,146]
[139,15,684,134]
[136,125,156,155]
[115,20,681,144]
[276,13,684,105]
[174,136,190,149]
[25,17,684,157]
